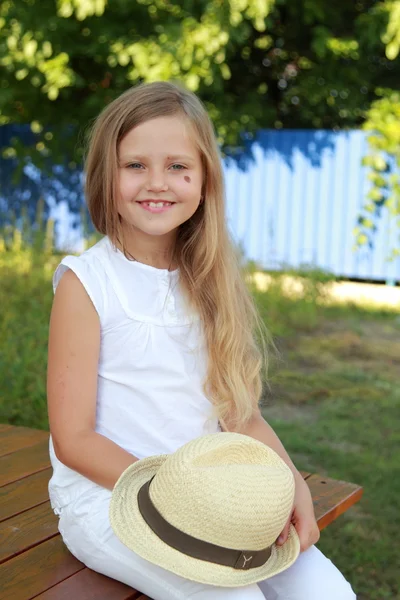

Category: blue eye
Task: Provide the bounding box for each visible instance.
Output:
[128,163,143,169]
[171,164,186,170]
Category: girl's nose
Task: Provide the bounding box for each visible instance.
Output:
[146,170,168,192]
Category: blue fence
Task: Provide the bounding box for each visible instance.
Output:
[1,126,399,283]
[223,130,399,283]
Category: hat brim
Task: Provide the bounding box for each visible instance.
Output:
[109,455,300,588]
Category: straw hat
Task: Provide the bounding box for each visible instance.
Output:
[109,432,300,587]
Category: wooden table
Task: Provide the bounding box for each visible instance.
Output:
[0,424,363,600]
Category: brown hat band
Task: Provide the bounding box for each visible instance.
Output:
[137,476,273,570]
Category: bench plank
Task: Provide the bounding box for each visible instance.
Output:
[0,536,84,600]
[33,568,142,600]
[0,424,12,432]
[0,440,50,487]
[307,474,363,530]
[0,501,58,564]
[0,426,49,458]
[0,468,51,522]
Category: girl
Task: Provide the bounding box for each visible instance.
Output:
[47,81,356,600]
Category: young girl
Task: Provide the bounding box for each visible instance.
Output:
[47,81,356,600]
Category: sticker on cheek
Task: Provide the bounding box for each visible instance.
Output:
[184,176,191,183]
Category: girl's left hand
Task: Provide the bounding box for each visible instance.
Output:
[276,472,320,552]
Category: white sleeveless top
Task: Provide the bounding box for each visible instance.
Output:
[48,236,220,514]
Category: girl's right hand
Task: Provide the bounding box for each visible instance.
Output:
[276,472,320,553]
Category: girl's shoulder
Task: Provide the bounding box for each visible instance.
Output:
[53,237,110,320]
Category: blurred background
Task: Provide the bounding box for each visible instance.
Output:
[1,2,399,598]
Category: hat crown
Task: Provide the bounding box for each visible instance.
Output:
[150,433,295,551]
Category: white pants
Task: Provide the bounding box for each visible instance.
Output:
[58,486,356,600]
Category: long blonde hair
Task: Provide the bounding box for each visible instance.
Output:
[84,81,271,431]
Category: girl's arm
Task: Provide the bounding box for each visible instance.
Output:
[47,269,138,491]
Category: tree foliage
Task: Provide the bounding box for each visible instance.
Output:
[355,89,400,257]
[1,0,400,250]
[1,0,399,162]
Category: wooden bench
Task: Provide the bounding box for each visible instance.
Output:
[0,424,363,600]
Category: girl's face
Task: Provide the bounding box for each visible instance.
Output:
[117,115,203,240]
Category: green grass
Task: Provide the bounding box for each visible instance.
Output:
[1,244,399,599]
[252,282,400,600]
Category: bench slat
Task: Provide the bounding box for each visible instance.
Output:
[0,427,49,458]
[307,474,363,530]
[0,501,58,564]
[33,568,142,600]
[0,424,12,432]
[0,536,84,600]
[0,440,50,487]
[0,468,51,522]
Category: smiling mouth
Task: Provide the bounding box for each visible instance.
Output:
[137,200,175,213]
[137,201,174,207]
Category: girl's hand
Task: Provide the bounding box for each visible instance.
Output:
[276,472,320,552]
